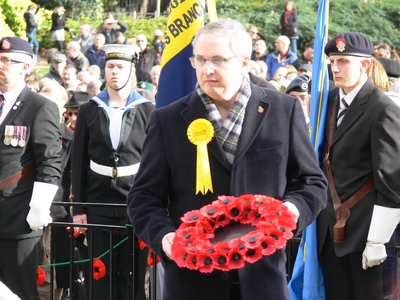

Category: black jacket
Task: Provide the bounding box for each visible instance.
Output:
[24,11,38,33]
[280,10,298,38]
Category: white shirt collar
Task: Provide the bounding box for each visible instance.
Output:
[339,74,368,106]
[1,83,26,103]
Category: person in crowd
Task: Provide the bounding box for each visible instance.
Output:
[266,35,298,79]
[285,64,298,82]
[61,64,78,90]
[135,34,158,82]
[43,53,67,86]
[87,64,102,80]
[74,23,95,54]
[127,18,327,300]
[127,38,136,46]
[114,32,127,45]
[375,56,400,86]
[65,91,91,131]
[151,29,165,57]
[372,40,384,56]
[280,2,299,54]
[250,38,268,63]
[317,32,400,300]
[269,66,289,91]
[78,70,92,84]
[292,41,314,70]
[375,43,400,62]
[50,2,73,51]
[247,25,267,42]
[76,82,87,92]
[45,48,59,64]
[285,74,310,123]
[0,36,61,300]
[87,79,102,97]
[26,75,40,92]
[72,44,154,300]
[298,63,312,77]
[66,41,90,73]
[100,15,128,45]
[256,60,268,80]
[85,33,106,78]
[24,3,40,60]
[150,65,160,96]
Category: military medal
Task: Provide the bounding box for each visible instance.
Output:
[11,126,18,147]
[18,126,26,147]
[187,119,214,195]
[4,125,11,145]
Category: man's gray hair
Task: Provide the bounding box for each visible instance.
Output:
[87,79,102,91]
[67,41,81,52]
[192,19,252,58]
[278,35,291,46]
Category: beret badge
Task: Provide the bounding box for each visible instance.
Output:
[336,38,346,52]
[301,83,308,91]
[1,39,11,50]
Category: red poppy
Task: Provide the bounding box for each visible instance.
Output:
[181,209,203,223]
[37,267,46,286]
[171,241,189,267]
[148,249,160,266]
[228,238,246,254]
[267,226,287,249]
[243,245,263,263]
[226,201,244,221]
[93,259,106,280]
[197,251,215,273]
[260,236,277,256]
[185,253,198,270]
[175,226,204,242]
[66,226,80,238]
[212,195,236,207]
[241,231,264,249]
[211,249,230,271]
[138,238,147,250]
[200,203,226,219]
[228,248,245,269]
[214,213,231,228]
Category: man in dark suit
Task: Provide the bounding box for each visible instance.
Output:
[127,19,327,300]
[0,37,61,299]
[317,32,400,300]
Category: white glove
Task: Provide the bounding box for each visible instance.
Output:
[283,201,299,223]
[362,205,400,270]
[26,181,58,231]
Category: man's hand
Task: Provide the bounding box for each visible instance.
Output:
[73,214,88,234]
[362,241,387,270]
[26,207,52,230]
[162,232,175,259]
[283,201,299,223]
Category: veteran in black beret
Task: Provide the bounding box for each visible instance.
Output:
[318,31,400,300]
[0,37,61,299]
[286,74,310,123]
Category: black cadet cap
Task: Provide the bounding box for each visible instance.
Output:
[65,92,92,108]
[376,57,400,78]
[324,32,374,58]
[286,74,311,94]
[0,37,34,58]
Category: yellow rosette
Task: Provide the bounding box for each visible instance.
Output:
[187,119,214,195]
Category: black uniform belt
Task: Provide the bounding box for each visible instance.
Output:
[0,164,35,190]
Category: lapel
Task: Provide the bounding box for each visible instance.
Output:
[233,84,270,165]
[331,78,374,148]
[0,86,29,140]
[180,92,231,171]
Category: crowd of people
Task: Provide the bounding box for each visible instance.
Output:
[1,1,400,300]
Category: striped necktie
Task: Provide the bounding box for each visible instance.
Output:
[0,94,4,117]
[337,98,349,126]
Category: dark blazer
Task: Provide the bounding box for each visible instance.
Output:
[127,83,327,300]
[317,78,400,257]
[71,90,154,217]
[0,87,61,239]
[51,13,68,31]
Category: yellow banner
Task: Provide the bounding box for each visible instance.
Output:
[206,0,217,22]
[161,0,206,68]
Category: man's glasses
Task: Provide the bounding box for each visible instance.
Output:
[0,57,25,66]
[189,56,238,69]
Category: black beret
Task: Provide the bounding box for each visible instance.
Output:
[65,92,92,108]
[376,57,400,78]
[324,32,374,58]
[286,74,311,94]
[0,37,33,58]
[55,2,64,7]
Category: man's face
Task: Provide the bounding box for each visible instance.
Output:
[273,68,288,84]
[116,36,125,44]
[194,32,247,105]
[304,48,314,61]
[151,68,160,87]
[66,45,76,59]
[275,38,287,54]
[67,107,79,128]
[254,40,267,55]
[78,73,91,84]
[105,59,132,90]
[375,48,390,58]
[52,61,67,74]
[289,90,309,102]
[329,55,368,94]
[62,68,77,86]
[0,53,29,92]
[79,25,90,38]
[94,36,105,48]
[136,35,148,52]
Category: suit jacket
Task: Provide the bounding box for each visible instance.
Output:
[127,83,327,300]
[71,89,154,217]
[0,87,61,239]
[317,78,400,257]
[24,11,38,33]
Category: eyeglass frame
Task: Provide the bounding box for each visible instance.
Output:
[0,57,26,66]
[189,55,241,69]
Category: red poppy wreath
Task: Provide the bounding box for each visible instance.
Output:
[171,194,297,273]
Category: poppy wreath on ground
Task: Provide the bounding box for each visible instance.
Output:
[171,194,297,273]
[37,267,46,286]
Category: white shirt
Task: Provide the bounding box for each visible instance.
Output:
[108,106,125,149]
[0,83,26,125]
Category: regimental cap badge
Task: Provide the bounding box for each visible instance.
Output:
[301,83,308,91]
[1,39,11,50]
[336,38,346,52]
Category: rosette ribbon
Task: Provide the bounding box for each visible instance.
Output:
[187,119,214,195]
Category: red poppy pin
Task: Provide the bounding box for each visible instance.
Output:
[145,57,149,62]
[93,259,106,280]
[258,106,264,113]
[37,267,46,286]
[1,39,11,50]
[336,38,346,52]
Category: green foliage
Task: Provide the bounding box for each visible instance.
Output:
[0,6,14,37]
[122,16,168,42]
[35,0,104,20]
[1,0,33,39]
[217,0,400,54]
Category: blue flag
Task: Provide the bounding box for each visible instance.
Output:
[155,0,205,109]
[287,0,330,299]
